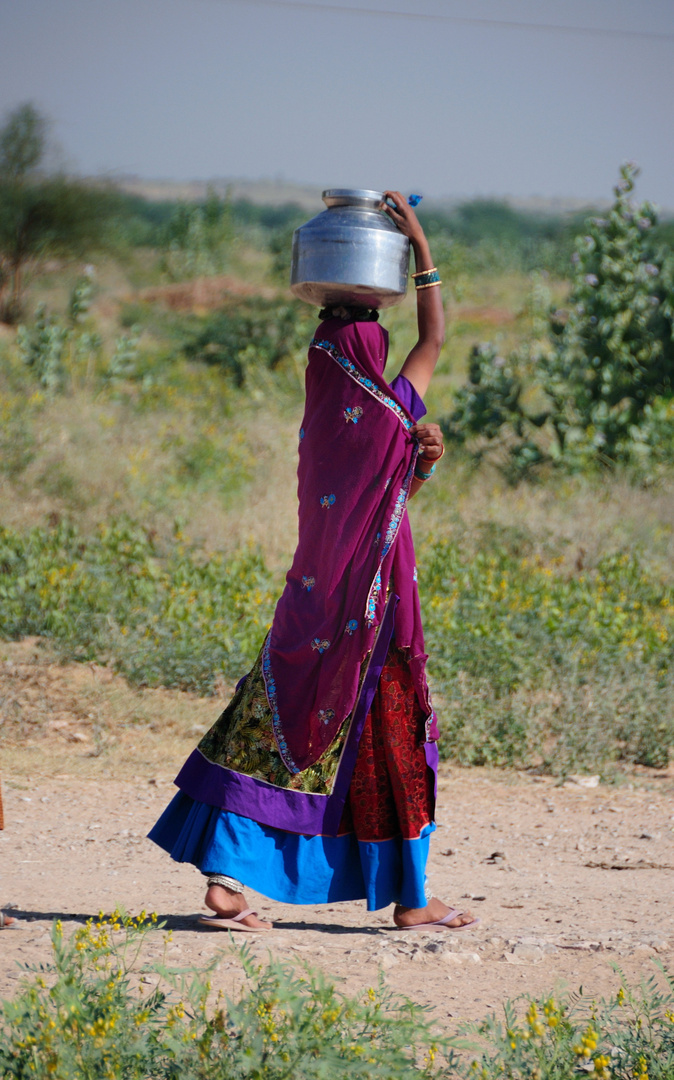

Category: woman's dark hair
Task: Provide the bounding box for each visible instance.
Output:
[318,304,380,323]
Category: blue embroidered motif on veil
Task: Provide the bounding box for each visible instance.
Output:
[301,575,315,591]
[344,406,363,424]
[311,638,331,653]
[320,494,336,508]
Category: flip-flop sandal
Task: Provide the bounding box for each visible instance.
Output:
[400,908,480,932]
[0,912,17,929]
[197,908,272,933]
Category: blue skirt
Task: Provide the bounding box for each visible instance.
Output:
[149,792,434,911]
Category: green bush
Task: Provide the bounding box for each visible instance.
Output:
[1,514,672,771]
[183,297,311,386]
[0,103,118,323]
[465,972,674,1079]
[3,915,674,1079]
[0,517,277,694]
[444,164,674,475]
[419,198,575,278]
[419,529,674,772]
[161,191,235,280]
[15,278,146,394]
[0,914,450,1079]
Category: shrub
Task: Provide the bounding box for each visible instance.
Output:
[420,529,674,772]
[3,915,674,1079]
[444,164,674,476]
[0,517,277,693]
[161,191,235,280]
[464,971,674,1079]
[0,914,451,1079]
[1,515,672,771]
[183,297,311,386]
[15,277,146,394]
[0,103,117,323]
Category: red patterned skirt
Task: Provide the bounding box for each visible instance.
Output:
[341,644,435,843]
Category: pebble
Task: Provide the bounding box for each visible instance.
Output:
[442,952,481,966]
[565,775,600,788]
[505,945,546,964]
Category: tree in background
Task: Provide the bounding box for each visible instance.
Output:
[0,102,113,323]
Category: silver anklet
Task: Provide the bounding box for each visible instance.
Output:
[205,873,244,893]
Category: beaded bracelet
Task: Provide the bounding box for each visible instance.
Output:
[414,461,436,481]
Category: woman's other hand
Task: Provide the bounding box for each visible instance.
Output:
[411,422,444,462]
[381,191,425,246]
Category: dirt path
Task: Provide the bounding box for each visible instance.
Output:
[2,770,673,1021]
[1,639,673,1022]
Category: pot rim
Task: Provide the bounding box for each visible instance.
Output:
[322,188,384,209]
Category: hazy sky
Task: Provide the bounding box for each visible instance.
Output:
[1,0,673,204]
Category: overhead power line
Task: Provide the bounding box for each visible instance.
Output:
[206,0,674,43]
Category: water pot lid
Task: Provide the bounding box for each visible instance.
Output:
[322,189,384,210]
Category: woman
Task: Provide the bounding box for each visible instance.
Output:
[149,192,477,933]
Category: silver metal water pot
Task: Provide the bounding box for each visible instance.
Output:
[290,189,409,309]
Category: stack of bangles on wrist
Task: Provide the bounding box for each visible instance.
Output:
[412,267,442,290]
[414,444,444,481]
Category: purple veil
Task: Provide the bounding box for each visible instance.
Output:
[262,317,435,775]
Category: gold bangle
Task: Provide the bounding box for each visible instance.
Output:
[421,444,445,463]
[412,267,438,278]
[415,279,442,290]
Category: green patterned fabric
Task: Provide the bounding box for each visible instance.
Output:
[197,648,348,794]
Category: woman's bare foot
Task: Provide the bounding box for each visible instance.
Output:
[393,896,476,929]
[205,885,273,930]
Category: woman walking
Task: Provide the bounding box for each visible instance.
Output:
[149,192,476,933]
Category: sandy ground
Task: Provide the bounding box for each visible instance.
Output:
[1,640,674,1025]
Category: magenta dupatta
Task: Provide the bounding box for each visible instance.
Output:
[262,318,434,774]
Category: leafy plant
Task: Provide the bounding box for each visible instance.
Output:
[0,913,453,1079]
[15,280,147,393]
[444,164,674,475]
[184,297,311,386]
[161,190,235,280]
[105,326,141,382]
[16,304,70,391]
[464,970,674,1079]
[0,516,278,694]
[419,529,674,772]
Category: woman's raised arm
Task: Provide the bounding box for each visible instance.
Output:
[381,190,445,399]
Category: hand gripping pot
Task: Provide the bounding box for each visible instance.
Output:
[290,189,410,310]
